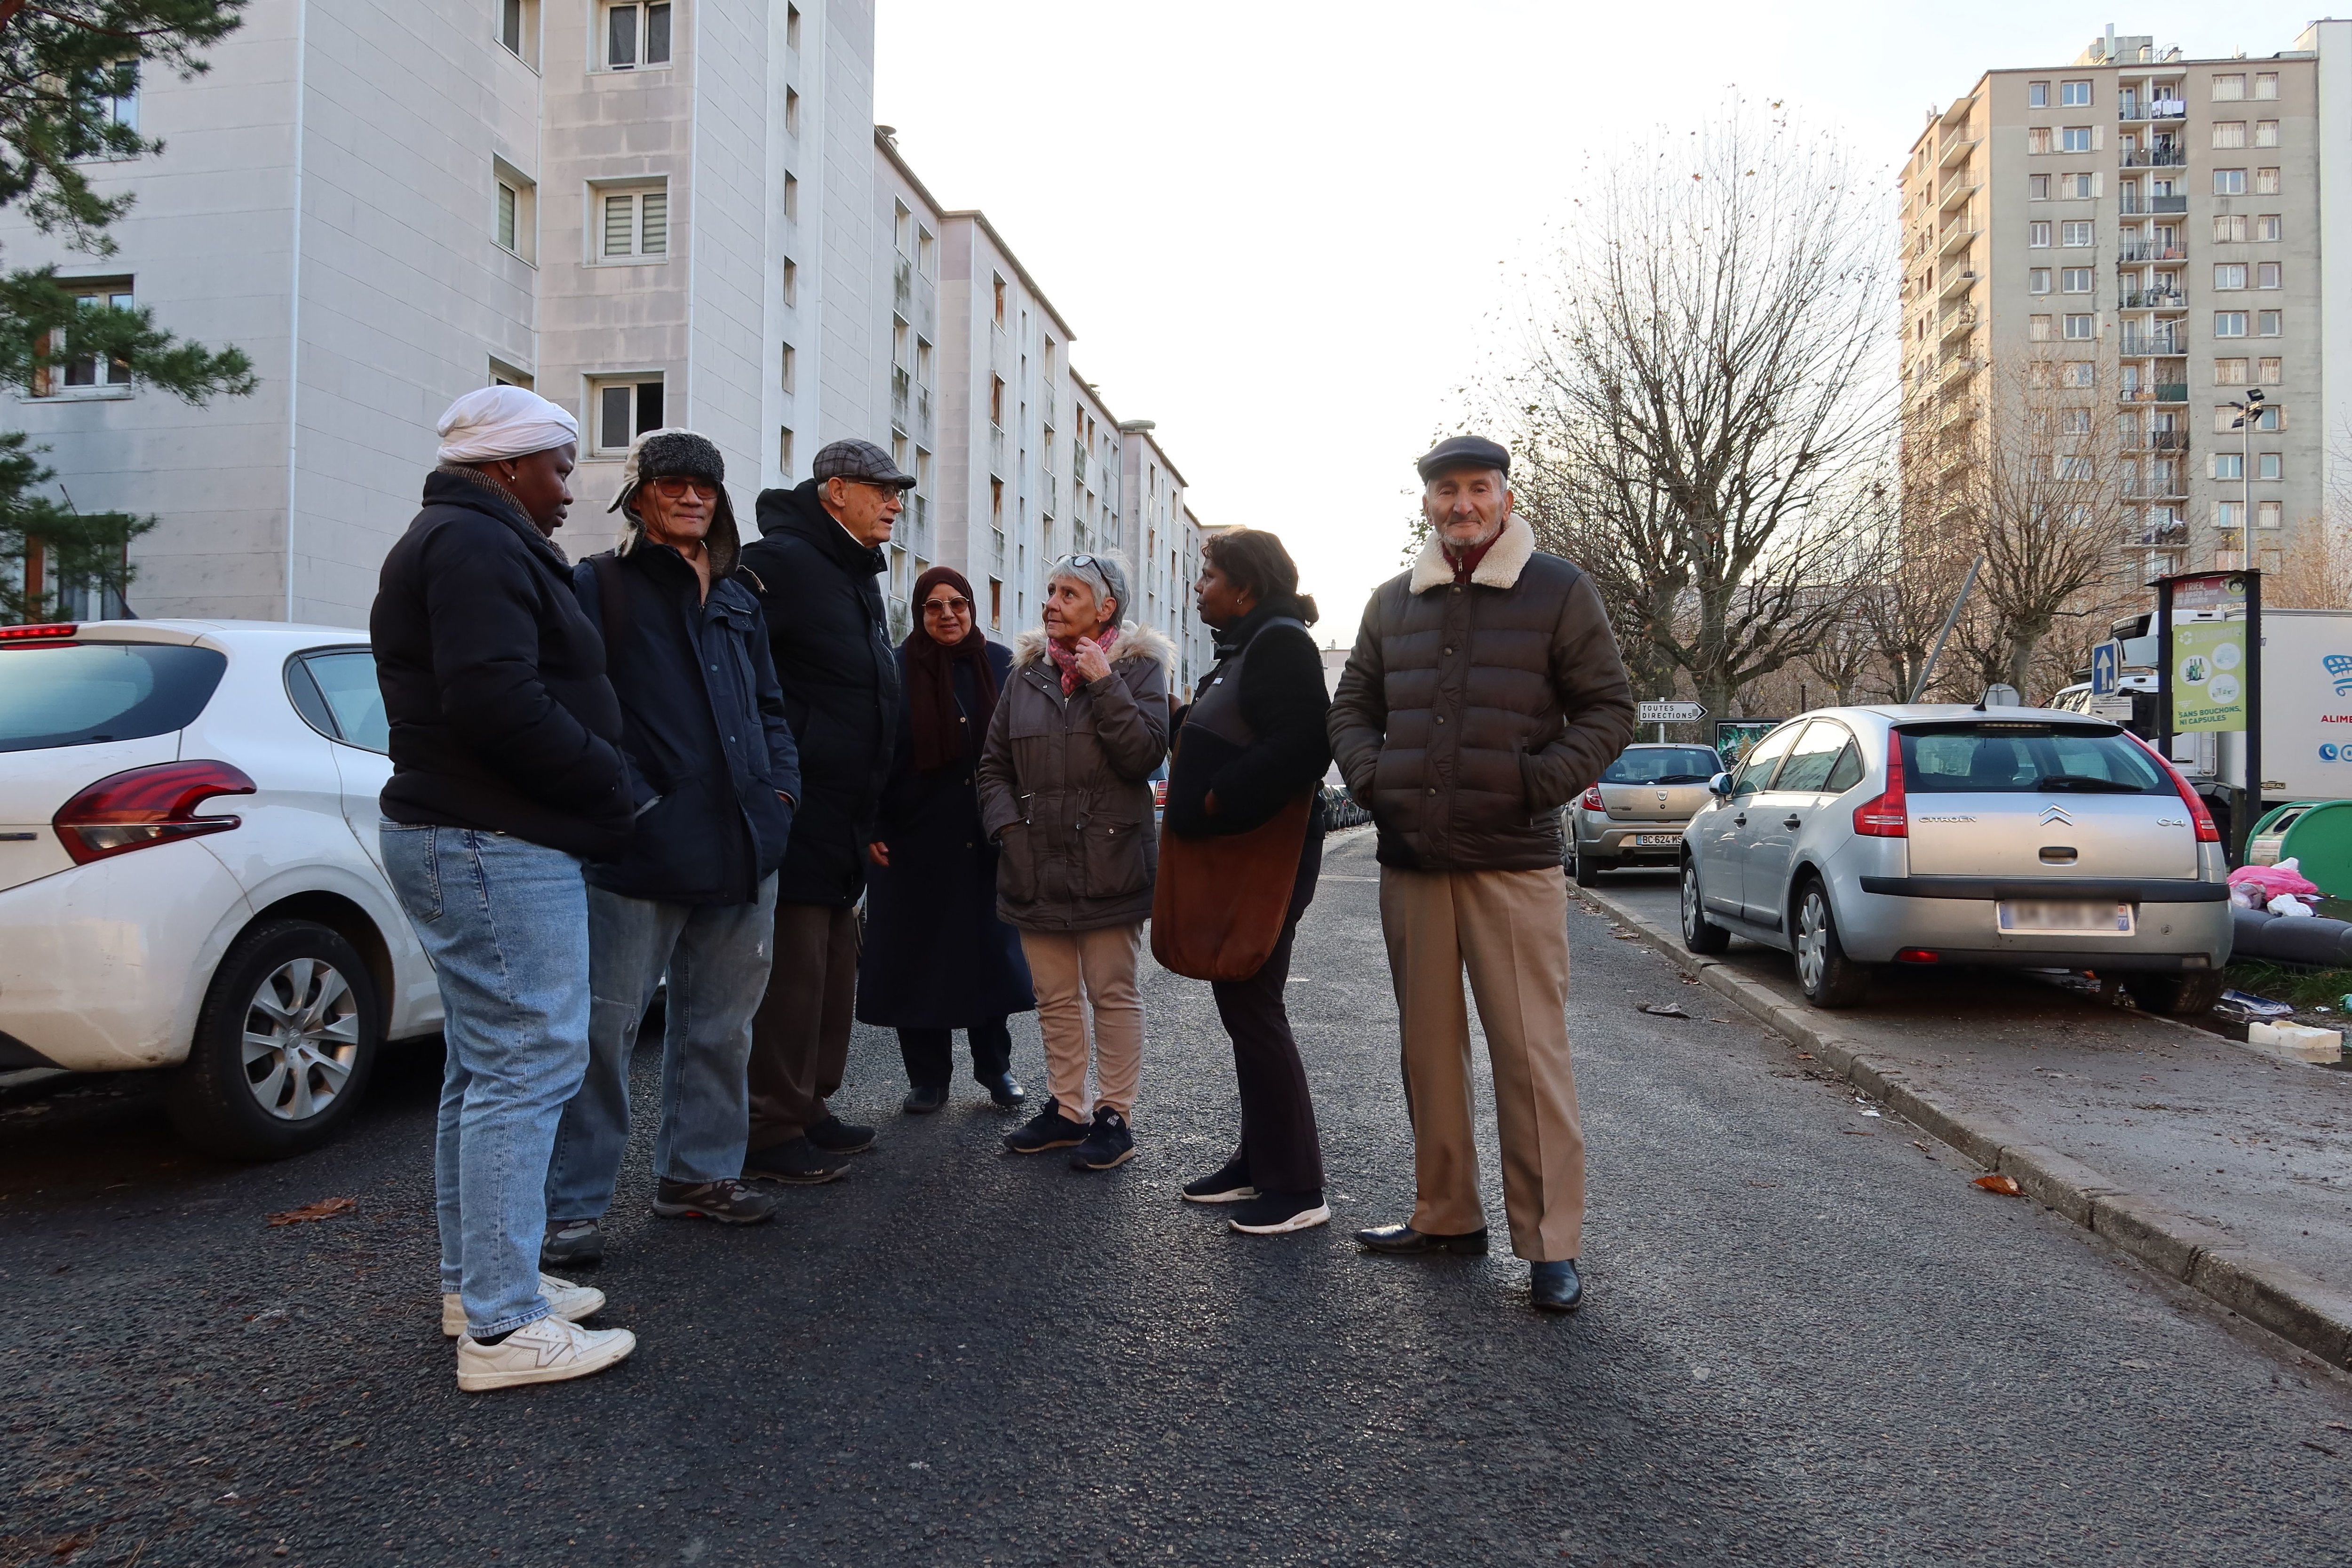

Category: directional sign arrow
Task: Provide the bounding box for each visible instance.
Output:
[1636,700,1709,724]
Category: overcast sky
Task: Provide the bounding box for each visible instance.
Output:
[875,0,2308,647]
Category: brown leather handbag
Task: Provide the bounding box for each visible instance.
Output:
[1151,789,1314,981]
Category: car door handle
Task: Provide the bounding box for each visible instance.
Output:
[1783,815,1803,830]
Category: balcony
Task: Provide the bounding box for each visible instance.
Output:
[2116,243,2185,263]
[1938,222,1982,257]
[1939,353,1980,388]
[2118,288,2185,310]
[2119,147,2186,167]
[2120,333,2184,356]
[1939,306,1979,342]
[2121,382,2191,405]
[2121,430,2189,452]
[1938,266,1979,301]
[2122,99,2186,121]
[2128,519,2189,546]
[1938,177,1981,213]
[2149,194,2188,215]
[890,366,910,433]
[1938,126,1979,169]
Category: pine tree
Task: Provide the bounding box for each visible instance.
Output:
[0,1,254,622]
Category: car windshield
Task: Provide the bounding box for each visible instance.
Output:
[0,642,227,753]
[1602,747,1721,785]
[1899,722,2169,795]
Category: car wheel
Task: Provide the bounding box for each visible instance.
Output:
[1572,841,1604,887]
[167,918,382,1160]
[1680,857,1731,955]
[1791,878,1869,1009]
[2124,971,2225,1018]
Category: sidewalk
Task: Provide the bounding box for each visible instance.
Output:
[1580,869,2352,1365]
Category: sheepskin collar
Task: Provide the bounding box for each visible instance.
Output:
[1011,621,1178,674]
[1408,512,1535,595]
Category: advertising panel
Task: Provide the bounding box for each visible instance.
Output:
[2171,621,2248,732]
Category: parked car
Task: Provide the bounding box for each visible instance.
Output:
[0,619,440,1157]
[1568,742,1724,885]
[1676,705,2232,1013]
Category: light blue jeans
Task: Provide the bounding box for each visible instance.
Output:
[546,875,779,1221]
[381,822,590,1339]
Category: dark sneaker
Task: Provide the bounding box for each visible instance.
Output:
[984,1072,1027,1109]
[652,1177,779,1224]
[1180,1158,1257,1205]
[1228,1190,1331,1235]
[742,1136,846,1185]
[1069,1106,1135,1171]
[902,1083,948,1114]
[1004,1100,1089,1154]
[806,1114,876,1154]
[540,1217,604,1270]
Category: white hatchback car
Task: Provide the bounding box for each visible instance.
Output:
[0,619,440,1157]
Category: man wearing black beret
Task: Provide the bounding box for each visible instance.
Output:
[1328,434,1636,1314]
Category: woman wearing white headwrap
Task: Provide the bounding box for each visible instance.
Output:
[371,385,645,1391]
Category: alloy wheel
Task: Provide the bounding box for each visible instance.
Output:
[1795,891,1829,992]
[240,957,362,1122]
[1682,865,1702,938]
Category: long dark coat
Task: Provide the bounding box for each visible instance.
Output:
[855,641,1037,1029]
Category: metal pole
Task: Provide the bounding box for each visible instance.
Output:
[2242,406,2253,563]
[2156,575,2175,764]
[1909,554,1984,703]
[2244,569,2263,865]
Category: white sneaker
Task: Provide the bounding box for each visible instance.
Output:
[440,1272,607,1338]
[456,1314,636,1392]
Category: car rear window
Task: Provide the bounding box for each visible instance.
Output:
[0,642,227,754]
[1601,747,1722,784]
[1899,722,2169,795]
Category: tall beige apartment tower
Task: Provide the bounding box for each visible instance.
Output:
[1901,23,2347,583]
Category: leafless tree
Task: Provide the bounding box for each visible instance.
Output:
[1486,104,1895,717]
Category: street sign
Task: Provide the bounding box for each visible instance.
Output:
[2090,641,2122,697]
[1637,700,1708,724]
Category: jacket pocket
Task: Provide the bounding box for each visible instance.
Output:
[997,820,1039,904]
[1078,811,1151,903]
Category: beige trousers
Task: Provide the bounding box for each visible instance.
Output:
[1019,923,1144,1118]
[1378,866,1584,1261]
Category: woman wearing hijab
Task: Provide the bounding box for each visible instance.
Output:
[978,553,1173,1173]
[858,567,1035,1114]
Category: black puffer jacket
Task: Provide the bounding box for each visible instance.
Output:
[736,481,902,905]
[373,467,648,860]
[573,541,801,905]
[1328,514,1636,872]
[1164,600,1331,838]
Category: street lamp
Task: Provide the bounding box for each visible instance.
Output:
[2227,387,2266,567]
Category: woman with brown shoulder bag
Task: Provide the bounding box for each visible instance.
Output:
[1157,529,1333,1236]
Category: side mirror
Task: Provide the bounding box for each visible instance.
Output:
[1708,772,1734,799]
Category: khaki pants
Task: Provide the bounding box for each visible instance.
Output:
[1378,866,1584,1261]
[1019,923,1144,1118]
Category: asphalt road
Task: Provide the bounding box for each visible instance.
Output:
[5,827,2349,1567]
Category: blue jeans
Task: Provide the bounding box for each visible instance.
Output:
[381,823,589,1339]
[546,876,779,1221]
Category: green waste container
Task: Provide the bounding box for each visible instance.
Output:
[2246,799,2352,897]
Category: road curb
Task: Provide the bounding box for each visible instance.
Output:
[1575,879,2352,1372]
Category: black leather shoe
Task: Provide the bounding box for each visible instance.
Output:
[1530,1259,1583,1314]
[1353,1223,1489,1256]
[984,1072,1027,1109]
[902,1084,947,1114]
[806,1114,875,1154]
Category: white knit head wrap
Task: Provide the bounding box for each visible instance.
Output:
[434,386,580,464]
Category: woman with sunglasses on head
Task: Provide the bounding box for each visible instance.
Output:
[857,568,1036,1114]
[978,553,1173,1172]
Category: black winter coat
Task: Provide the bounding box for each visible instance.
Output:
[737,481,903,905]
[855,641,1036,1029]
[572,543,803,905]
[1164,603,1332,839]
[373,468,648,860]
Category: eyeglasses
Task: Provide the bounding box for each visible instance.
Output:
[922,597,971,615]
[649,477,719,499]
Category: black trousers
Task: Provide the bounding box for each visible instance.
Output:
[899,1018,1014,1089]
[1210,833,1326,1195]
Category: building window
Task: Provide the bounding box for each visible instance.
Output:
[2213,214,2245,243]
[30,279,134,398]
[2061,408,2093,434]
[2254,72,2279,100]
[2065,172,2097,198]
[2254,119,2280,148]
[597,182,667,261]
[2213,263,2247,290]
[2062,313,2094,339]
[489,358,533,389]
[2026,127,2052,154]
[784,88,799,136]
[917,226,936,279]
[2060,80,2091,107]
[498,0,540,65]
[2028,80,2049,108]
[2256,167,2280,195]
[2212,121,2247,149]
[2059,267,2092,294]
[2211,73,2245,102]
[2213,453,2243,481]
[2255,214,2281,242]
[781,257,797,307]
[2214,311,2246,337]
[2059,362,2095,389]
[778,426,793,475]
[2214,168,2246,196]
[2054,455,2094,480]
[785,3,799,49]
[2258,501,2282,531]
[591,377,664,455]
[991,274,1006,326]
[2029,314,2052,341]
[2214,358,2248,385]
[988,577,1002,629]
[989,376,1004,427]
[2257,356,2281,382]
[2059,126,2091,152]
[2060,220,2093,247]
[2256,262,2280,289]
[2028,268,2052,294]
[493,160,535,261]
[2258,310,2280,337]
[779,341,795,393]
[2028,221,2050,247]
[2258,453,2282,481]
[602,1,671,69]
[2028,174,2049,200]
[2217,501,2245,530]
[90,57,137,132]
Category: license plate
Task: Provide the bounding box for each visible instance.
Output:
[1997,899,2135,934]
[1634,833,1680,847]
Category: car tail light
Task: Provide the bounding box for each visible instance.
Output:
[53,760,257,865]
[1579,786,1605,812]
[2128,735,2222,843]
[0,621,77,645]
[1851,730,1908,837]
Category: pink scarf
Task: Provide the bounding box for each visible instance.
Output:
[1047,625,1120,695]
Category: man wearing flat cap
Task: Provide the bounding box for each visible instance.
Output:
[736,439,914,1184]
[1328,435,1636,1314]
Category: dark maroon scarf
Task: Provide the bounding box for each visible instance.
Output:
[904,565,998,774]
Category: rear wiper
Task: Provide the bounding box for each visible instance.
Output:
[2033,774,2147,793]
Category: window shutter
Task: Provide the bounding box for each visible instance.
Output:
[2093,124,2104,150]
[640,190,667,254]
[604,194,634,256]
[2093,172,2103,198]
[497,184,517,250]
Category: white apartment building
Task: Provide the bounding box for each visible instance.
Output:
[1902,23,2349,581]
